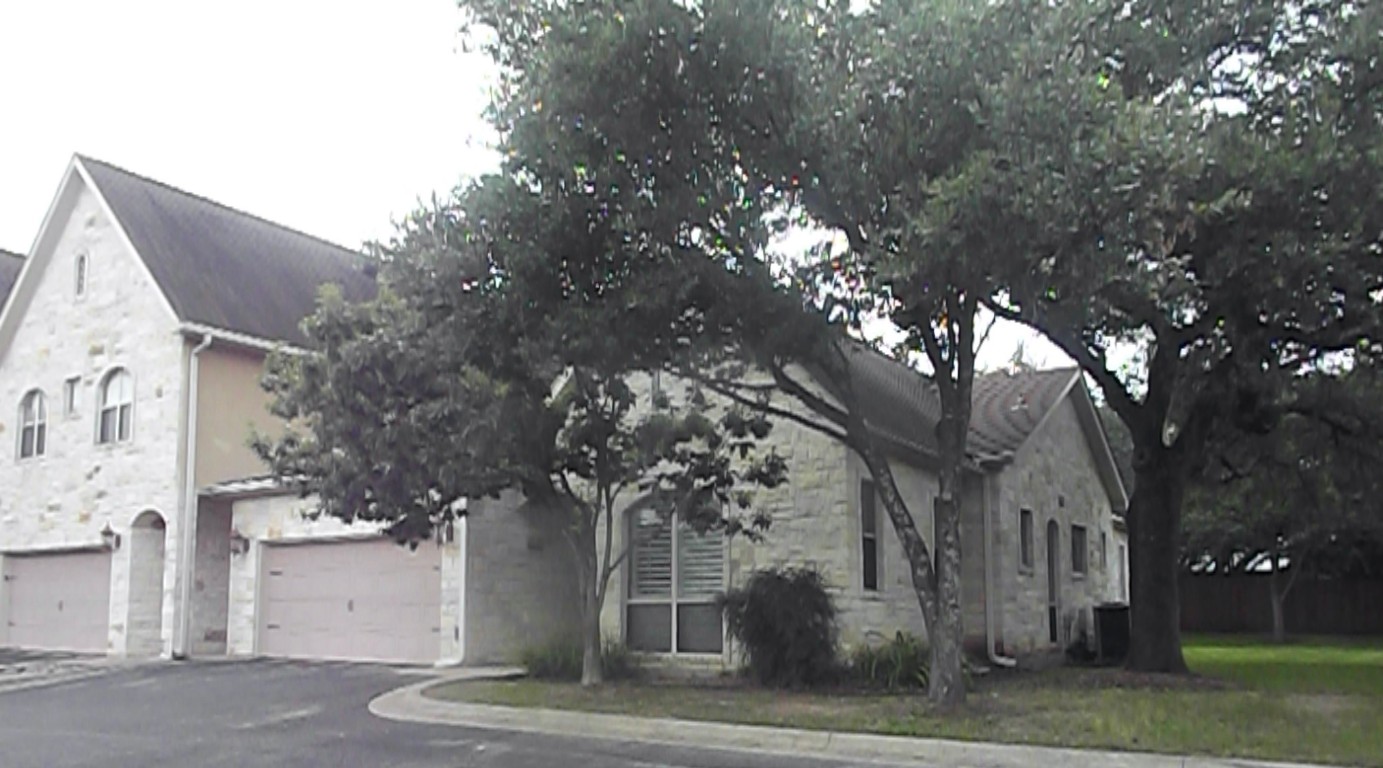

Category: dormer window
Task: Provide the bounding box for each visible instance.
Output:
[75,252,89,298]
[18,390,47,459]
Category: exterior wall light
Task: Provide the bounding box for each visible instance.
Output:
[100,522,122,551]
[229,529,250,556]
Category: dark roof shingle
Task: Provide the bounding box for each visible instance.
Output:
[968,367,1079,459]
[0,249,24,308]
[842,344,1078,463]
[79,156,377,347]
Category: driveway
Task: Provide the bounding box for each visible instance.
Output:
[0,659,925,768]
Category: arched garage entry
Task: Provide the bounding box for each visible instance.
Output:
[127,510,167,656]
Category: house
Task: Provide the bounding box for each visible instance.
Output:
[0,156,576,664]
[600,354,1130,664]
[0,156,1127,668]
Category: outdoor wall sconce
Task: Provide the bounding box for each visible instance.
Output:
[100,522,121,551]
[435,518,455,545]
[229,529,250,556]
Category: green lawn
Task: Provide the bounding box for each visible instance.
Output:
[1184,634,1383,695]
[426,635,1383,767]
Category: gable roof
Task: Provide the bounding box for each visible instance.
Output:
[77,156,377,347]
[968,367,1081,460]
[842,348,1128,511]
[0,250,23,307]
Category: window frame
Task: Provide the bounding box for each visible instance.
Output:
[860,479,881,592]
[17,389,47,460]
[1071,524,1089,576]
[62,376,81,419]
[625,506,726,656]
[96,368,134,445]
[1019,508,1035,573]
[74,252,89,299]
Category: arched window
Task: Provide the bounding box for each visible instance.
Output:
[17,390,46,459]
[97,369,133,444]
[75,252,89,298]
[625,503,725,655]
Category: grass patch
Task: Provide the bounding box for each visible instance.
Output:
[1184,634,1383,695]
[427,635,1383,767]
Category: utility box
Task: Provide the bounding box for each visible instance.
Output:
[1095,602,1131,663]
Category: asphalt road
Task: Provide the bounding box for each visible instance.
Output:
[0,659,920,768]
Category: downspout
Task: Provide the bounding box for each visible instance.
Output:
[982,466,1017,668]
[173,333,214,659]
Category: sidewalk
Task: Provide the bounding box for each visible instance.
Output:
[368,670,1329,768]
[0,651,129,695]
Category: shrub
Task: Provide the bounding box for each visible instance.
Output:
[719,567,839,688]
[520,638,636,681]
[848,631,931,691]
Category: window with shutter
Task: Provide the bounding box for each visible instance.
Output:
[626,503,725,654]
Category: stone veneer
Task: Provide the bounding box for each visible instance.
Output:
[0,179,187,656]
[461,491,582,665]
[592,371,1128,667]
[993,394,1128,654]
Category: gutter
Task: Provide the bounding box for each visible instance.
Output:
[980,465,1017,668]
[173,332,214,659]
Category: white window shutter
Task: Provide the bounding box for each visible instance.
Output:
[631,517,672,598]
[676,524,723,599]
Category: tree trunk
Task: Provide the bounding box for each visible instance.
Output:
[1269,576,1287,644]
[580,579,604,686]
[1126,447,1191,674]
[569,520,604,687]
[930,495,965,707]
[1268,555,1293,644]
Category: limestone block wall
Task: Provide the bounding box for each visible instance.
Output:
[0,180,186,656]
[191,500,232,655]
[994,395,1123,655]
[225,493,464,662]
[461,491,581,665]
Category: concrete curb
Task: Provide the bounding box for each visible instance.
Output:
[367,672,1329,768]
[0,667,109,696]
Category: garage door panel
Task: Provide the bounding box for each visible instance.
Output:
[3,551,112,653]
[259,539,442,664]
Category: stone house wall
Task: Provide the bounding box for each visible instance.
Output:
[0,178,186,656]
[994,394,1125,654]
[461,490,581,665]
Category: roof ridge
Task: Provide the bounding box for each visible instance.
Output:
[0,249,24,261]
[76,154,368,261]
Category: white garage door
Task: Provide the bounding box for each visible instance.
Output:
[259,539,442,664]
[3,551,112,653]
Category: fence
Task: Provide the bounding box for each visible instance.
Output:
[1179,574,1383,636]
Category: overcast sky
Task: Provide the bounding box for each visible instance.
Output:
[0,0,1068,372]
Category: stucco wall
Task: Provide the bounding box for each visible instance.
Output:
[0,179,186,655]
[994,394,1124,655]
[224,493,464,663]
[194,347,280,487]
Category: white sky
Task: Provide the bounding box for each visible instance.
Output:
[0,1,1068,373]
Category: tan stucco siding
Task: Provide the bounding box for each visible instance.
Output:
[193,347,281,487]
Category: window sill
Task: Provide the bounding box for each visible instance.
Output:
[1017,566,1034,577]
[1072,571,1087,581]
